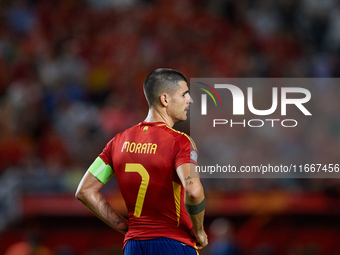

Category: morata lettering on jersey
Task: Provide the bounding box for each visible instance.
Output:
[121,141,157,154]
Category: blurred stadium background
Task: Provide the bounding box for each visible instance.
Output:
[1,0,340,254]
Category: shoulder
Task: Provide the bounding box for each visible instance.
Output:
[158,124,197,151]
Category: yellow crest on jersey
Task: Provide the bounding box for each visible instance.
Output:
[143,126,148,133]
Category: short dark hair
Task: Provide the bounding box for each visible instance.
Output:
[143,68,187,107]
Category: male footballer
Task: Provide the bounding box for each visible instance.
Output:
[76,68,208,254]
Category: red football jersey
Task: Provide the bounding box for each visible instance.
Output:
[99,121,198,248]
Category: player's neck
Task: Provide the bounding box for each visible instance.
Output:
[144,107,174,127]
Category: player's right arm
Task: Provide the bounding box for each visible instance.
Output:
[75,157,129,235]
[176,163,208,249]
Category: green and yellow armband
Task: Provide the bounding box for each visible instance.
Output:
[88,157,114,184]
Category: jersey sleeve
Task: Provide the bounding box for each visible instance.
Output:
[87,137,116,184]
[174,135,199,169]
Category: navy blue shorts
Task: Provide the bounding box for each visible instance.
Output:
[124,237,198,255]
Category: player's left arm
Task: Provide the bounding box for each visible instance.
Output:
[177,163,208,249]
[75,160,129,235]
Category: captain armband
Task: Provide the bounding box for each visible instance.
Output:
[185,198,205,215]
[88,157,114,184]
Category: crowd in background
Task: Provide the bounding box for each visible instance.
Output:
[1,0,340,194]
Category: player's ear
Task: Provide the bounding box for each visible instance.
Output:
[160,93,169,107]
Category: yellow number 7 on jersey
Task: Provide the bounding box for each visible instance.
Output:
[125,163,150,217]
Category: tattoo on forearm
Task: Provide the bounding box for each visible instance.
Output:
[98,195,105,206]
[104,201,114,218]
[94,195,128,232]
[98,196,115,222]
[116,217,122,225]
[185,176,193,186]
[186,181,193,186]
